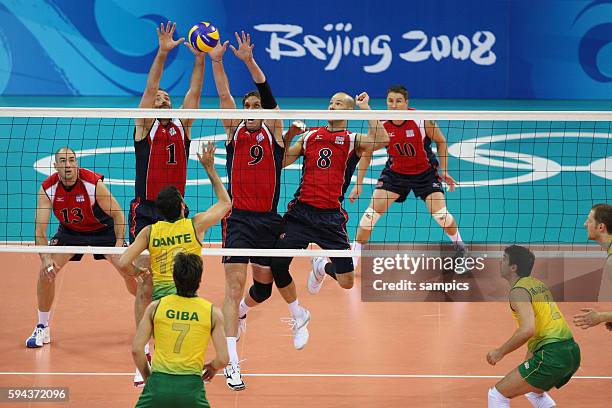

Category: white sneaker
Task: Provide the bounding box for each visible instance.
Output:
[291,308,311,350]
[25,324,50,348]
[236,315,247,342]
[224,362,246,391]
[133,352,151,388]
[307,257,327,294]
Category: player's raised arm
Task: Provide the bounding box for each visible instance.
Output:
[132,300,158,383]
[202,306,229,382]
[486,288,535,366]
[95,181,126,247]
[354,92,389,156]
[181,43,206,136]
[208,41,241,137]
[231,31,284,145]
[193,142,231,235]
[282,134,306,168]
[426,120,457,192]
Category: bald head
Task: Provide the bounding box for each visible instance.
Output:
[329,92,355,110]
[55,147,76,163]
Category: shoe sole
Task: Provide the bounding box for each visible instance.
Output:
[226,382,246,391]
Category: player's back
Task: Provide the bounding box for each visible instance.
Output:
[296,127,359,209]
[152,294,213,375]
[511,276,573,353]
[149,218,202,291]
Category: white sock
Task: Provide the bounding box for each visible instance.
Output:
[351,241,362,268]
[37,310,50,327]
[448,230,464,247]
[525,392,555,408]
[227,337,238,365]
[239,298,251,318]
[144,343,150,355]
[488,387,510,407]
[288,300,302,318]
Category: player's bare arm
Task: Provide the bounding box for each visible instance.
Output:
[119,226,150,274]
[282,134,305,168]
[232,30,285,145]
[132,300,158,382]
[135,21,185,142]
[34,187,56,278]
[180,42,206,136]
[426,120,457,192]
[486,288,535,365]
[202,306,229,382]
[209,41,241,137]
[193,142,232,236]
[354,92,389,156]
[95,181,125,247]
[349,153,373,203]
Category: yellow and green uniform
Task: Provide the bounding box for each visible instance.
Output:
[135,294,213,408]
[607,241,612,257]
[149,218,202,300]
[512,276,581,391]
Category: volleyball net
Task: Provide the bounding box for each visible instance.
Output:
[0,107,610,300]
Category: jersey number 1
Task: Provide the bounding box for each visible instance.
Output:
[166,144,177,164]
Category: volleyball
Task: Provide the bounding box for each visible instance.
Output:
[188,22,220,53]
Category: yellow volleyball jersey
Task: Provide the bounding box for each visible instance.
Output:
[607,241,612,257]
[149,218,202,291]
[152,294,213,375]
[511,276,573,353]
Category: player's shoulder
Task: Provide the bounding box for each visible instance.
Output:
[41,172,60,189]
[78,168,104,184]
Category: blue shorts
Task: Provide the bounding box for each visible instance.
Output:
[50,225,116,261]
[129,198,189,243]
[276,200,353,274]
[376,167,444,202]
[222,209,283,267]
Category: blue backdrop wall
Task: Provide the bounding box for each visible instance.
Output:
[0,0,611,99]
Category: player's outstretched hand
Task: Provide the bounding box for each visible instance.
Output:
[202,362,219,382]
[230,31,255,62]
[348,185,361,203]
[441,172,457,192]
[573,308,602,329]
[157,21,184,53]
[355,92,370,110]
[486,349,503,366]
[197,141,216,170]
[209,40,229,62]
[184,41,205,59]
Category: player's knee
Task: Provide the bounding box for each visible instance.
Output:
[249,280,273,304]
[337,273,354,289]
[359,207,382,231]
[432,207,454,228]
[270,257,293,289]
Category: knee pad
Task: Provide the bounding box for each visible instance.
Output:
[270,257,293,289]
[359,207,382,231]
[249,280,273,304]
[433,207,454,228]
[331,256,354,274]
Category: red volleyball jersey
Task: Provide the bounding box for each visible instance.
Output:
[134,118,189,201]
[383,118,438,175]
[42,168,113,233]
[295,127,359,209]
[226,122,284,212]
